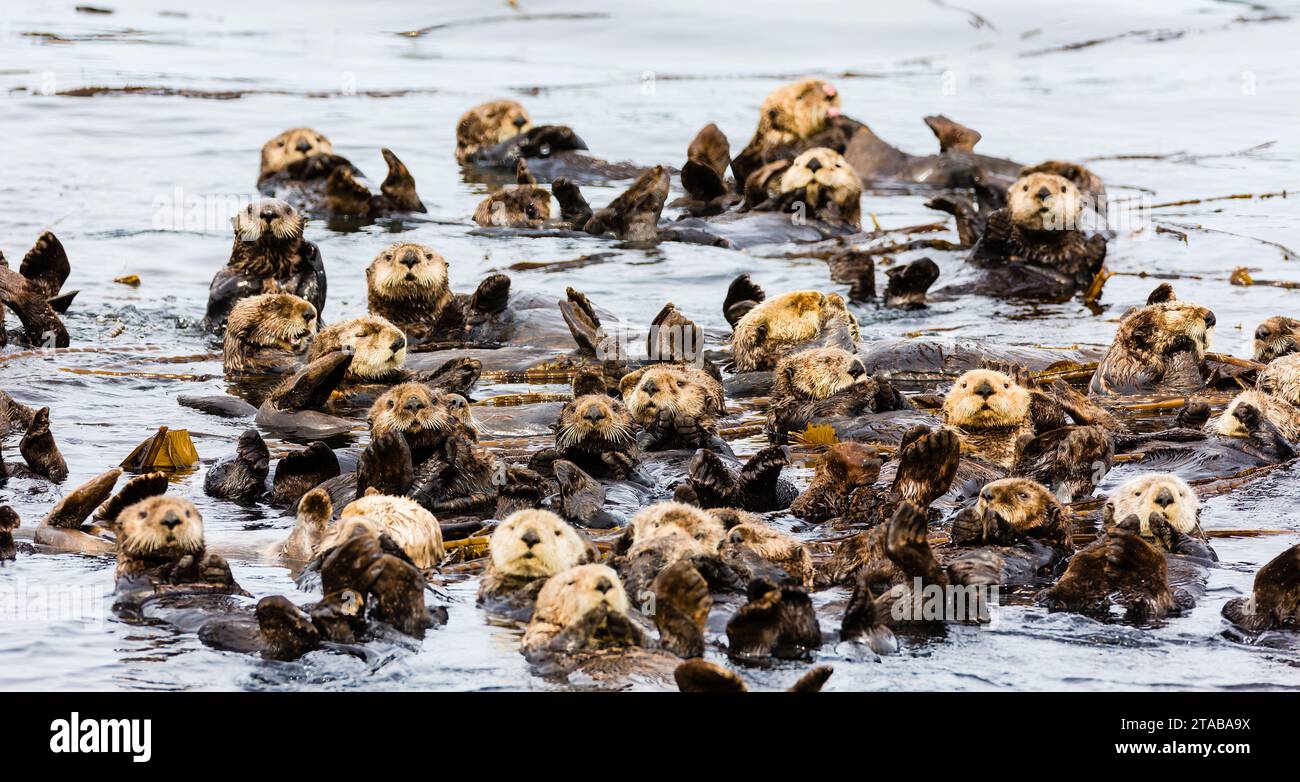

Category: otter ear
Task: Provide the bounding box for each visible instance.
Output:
[571,368,606,398]
[754,323,768,345]
[515,157,536,186]
[1146,283,1176,305]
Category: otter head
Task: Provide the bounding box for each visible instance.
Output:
[778,147,862,227]
[533,563,629,626]
[773,346,868,401]
[1105,473,1201,539]
[943,369,1031,430]
[556,394,634,451]
[231,198,305,246]
[225,293,317,355]
[490,509,588,579]
[309,315,406,381]
[1122,296,1216,361]
[1253,316,1300,363]
[118,496,205,560]
[455,100,533,162]
[975,478,1063,536]
[730,290,860,372]
[339,494,443,569]
[1008,172,1081,232]
[758,79,841,146]
[1258,353,1300,407]
[628,500,725,554]
[621,365,724,427]
[472,185,552,228]
[369,383,472,439]
[259,128,334,178]
[366,243,449,307]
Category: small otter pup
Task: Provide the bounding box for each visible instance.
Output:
[1089,285,1215,395]
[203,199,326,332]
[365,242,513,347]
[1222,543,1300,634]
[765,346,910,443]
[0,230,74,348]
[222,292,317,376]
[257,128,425,218]
[1253,316,1300,363]
[741,146,863,231]
[729,288,859,372]
[478,509,592,619]
[621,363,728,452]
[306,314,407,384]
[113,496,245,603]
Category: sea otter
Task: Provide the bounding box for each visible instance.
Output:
[765,346,911,443]
[720,520,815,588]
[1089,285,1215,395]
[0,404,68,483]
[614,501,734,599]
[478,509,593,620]
[1222,543,1300,634]
[221,292,317,376]
[1212,389,1300,443]
[674,446,798,513]
[203,198,326,332]
[113,496,246,603]
[1257,353,1300,406]
[456,100,534,163]
[1101,473,1214,558]
[369,382,475,463]
[0,230,74,348]
[0,506,21,562]
[548,381,639,480]
[674,659,833,692]
[828,425,962,530]
[257,127,425,219]
[620,363,729,452]
[1253,316,1300,363]
[31,469,166,554]
[306,314,407,384]
[728,288,859,372]
[330,493,444,570]
[789,442,883,523]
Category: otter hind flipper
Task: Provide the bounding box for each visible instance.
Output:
[204,429,270,504]
[0,265,70,347]
[269,350,353,412]
[583,165,670,242]
[674,659,748,692]
[19,231,71,300]
[416,356,482,396]
[177,394,258,419]
[684,448,739,508]
[923,115,981,154]
[551,177,593,227]
[892,426,959,508]
[840,572,900,655]
[553,459,617,529]
[325,165,375,217]
[787,665,834,692]
[926,195,982,247]
[737,445,796,511]
[558,287,608,358]
[1223,544,1300,633]
[253,594,322,661]
[468,273,511,317]
[357,431,414,499]
[271,441,341,508]
[651,560,712,658]
[884,258,940,310]
[19,407,68,483]
[41,468,122,529]
[722,273,765,329]
[648,302,703,364]
[827,249,876,304]
[379,148,426,213]
[681,123,731,202]
[97,471,168,525]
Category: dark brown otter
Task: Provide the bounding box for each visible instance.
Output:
[1222,543,1300,634]
[1090,285,1215,395]
[0,231,73,348]
[222,292,317,378]
[674,446,797,513]
[549,385,639,481]
[456,100,535,163]
[725,576,821,661]
[203,199,327,332]
[1,406,69,483]
[766,347,910,443]
[0,506,21,562]
[789,442,882,523]
[674,659,833,692]
[202,429,269,504]
[835,425,961,530]
[257,128,425,218]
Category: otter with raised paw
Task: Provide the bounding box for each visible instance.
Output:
[113,496,246,605]
[1089,284,1215,396]
[257,127,425,219]
[1101,473,1215,559]
[674,446,797,513]
[728,286,859,372]
[621,362,729,453]
[478,509,594,620]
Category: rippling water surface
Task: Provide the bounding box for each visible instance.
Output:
[2,0,1299,690]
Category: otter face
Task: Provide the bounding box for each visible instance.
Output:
[455,100,533,162]
[472,185,552,228]
[339,494,443,569]
[312,315,407,381]
[556,394,634,451]
[1253,316,1300,363]
[226,293,318,352]
[118,496,204,559]
[1008,172,1081,232]
[231,198,305,245]
[943,369,1031,430]
[1106,473,1200,538]
[260,128,333,177]
[366,243,449,303]
[534,564,629,626]
[491,509,587,578]
[975,478,1059,534]
[731,290,860,372]
[775,347,867,400]
[369,383,472,438]
[759,79,841,145]
[1122,300,1216,360]
[1258,354,1300,407]
[778,147,862,224]
[621,365,722,427]
[1213,389,1300,442]
[628,500,725,553]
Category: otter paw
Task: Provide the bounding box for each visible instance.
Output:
[885,502,943,583]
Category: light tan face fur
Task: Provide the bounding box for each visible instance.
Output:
[455,100,533,162]
[310,315,406,380]
[1257,353,1300,407]
[490,509,587,579]
[775,347,867,400]
[628,501,725,554]
[778,147,862,216]
[1253,316,1300,364]
[975,478,1059,534]
[1008,172,1081,232]
[472,186,552,228]
[226,293,318,352]
[1213,389,1300,442]
[1123,301,1216,360]
[726,522,804,561]
[118,497,205,559]
[366,243,449,302]
[370,383,472,437]
[943,369,1030,430]
[532,564,629,628]
[338,495,443,569]
[1106,473,1200,537]
[621,365,722,427]
[556,394,634,451]
[231,198,305,244]
[757,79,841,147]
[260,128,333,177]
[731,290,860,372]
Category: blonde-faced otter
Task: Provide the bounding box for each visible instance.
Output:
[729,289,859,372]
[113,496,245,603]
[720,521,814,588]
[306,314,407,384]
[742,147,863,231]
[766,346,910,442]
[1089,285,1215,395]
[369,381,475,463]
[1213,389,1300,443]
[1257,353,1300,406]
[1222,543,1300,634]
[478,509,592,619]
[257,128,425,219]
[333,494,444,570]
[729,78,844,189]
[620,363,728,451]
[203,198,326,332]
[1253,316,1300,363]
[943,368,1036,468]
[455,100,533,163]
[950,477,1073,554]
[222,292,317,376]
[31,469,166,554]
[1101,473,1212,559]
[0,231,73,348]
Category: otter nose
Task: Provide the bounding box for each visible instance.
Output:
[1204,311,1216,328]
[1256,325,1271,340]
[400,251,420,268]
[642,380,659,395]
[260,209,277,221]
[391,335,406,353]
[160,514,182,531]
[806,157,822,173]
[595,577,613,594]
[404,397,426,412]
[513,115,528,128]
[1154,488,1175,508]
[847,359,866,378]
[296,139,312,153]
[1036,186,1051,199]
[521,528,541,548]
[583,406,607,423]
[974,381,995,399]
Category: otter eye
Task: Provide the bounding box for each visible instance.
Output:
[138,511,147,519]
[1003,383,1010,389]
[554,530,562,536]
[676,381,685,389]
[387,400,395,409]
[1022,185,1028,192]
[1019,492,1028,500]
[425,253,434,260]
[960,382,967,388]
[277,140,285,146]
[525,205,538,219]
[1060,186,1067,193]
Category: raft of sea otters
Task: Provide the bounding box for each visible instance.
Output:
[2,78,1299,690]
